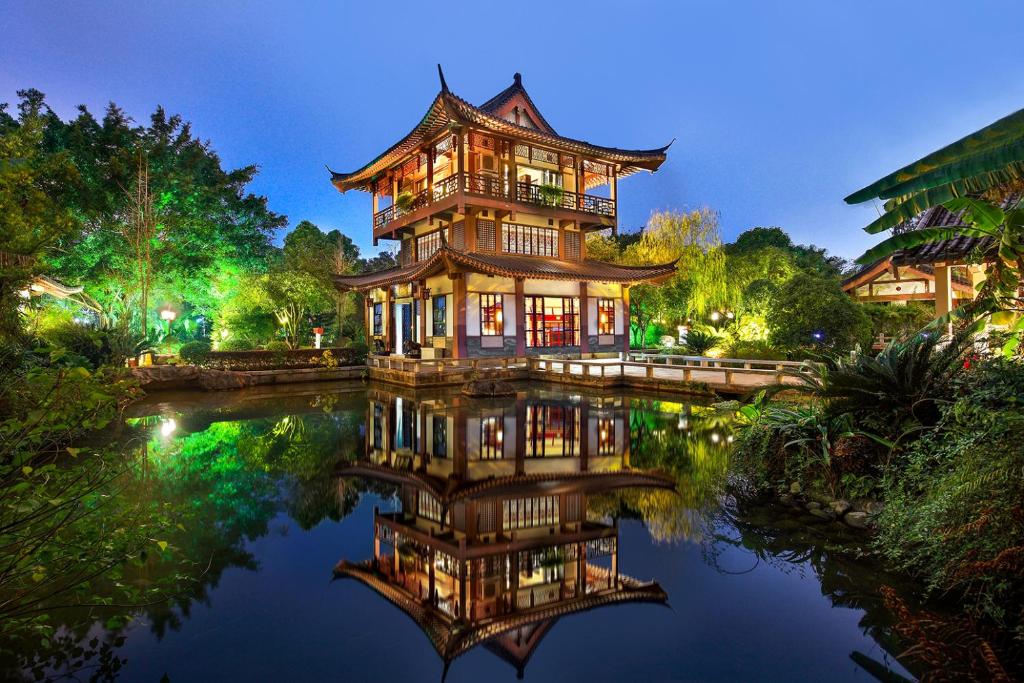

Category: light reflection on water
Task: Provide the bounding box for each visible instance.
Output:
[3,383,918,682]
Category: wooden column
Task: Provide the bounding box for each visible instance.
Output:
[453,274,468,359]
[384,286,394,352]
[508,139,518,202]
[428,547,436,602]
[934,263,953,335]
[515,278,526,356]
[579,281,590,355]
[418,281,427,344]
[426,145,434,193]
[364,295,372,346]
[610,167,618,236]
[514,396,526,475]
[456,129,465,192]
[621,285,630,355]
[578,401,589,471]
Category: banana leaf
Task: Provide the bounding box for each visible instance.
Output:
[846,107,1024,204]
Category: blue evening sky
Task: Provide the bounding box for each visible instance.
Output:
[3,0,1023,262]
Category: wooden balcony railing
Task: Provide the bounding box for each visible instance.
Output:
[373,172,616,231]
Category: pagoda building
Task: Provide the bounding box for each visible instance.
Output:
[331,67,676,360]
[333,387,671,677]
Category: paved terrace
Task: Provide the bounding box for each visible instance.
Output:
[366,353,809,395]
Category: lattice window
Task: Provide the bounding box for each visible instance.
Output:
[597,417,615,455]
[526,404,580,457]
[565,494,580,523]
[399,239,413,266]
[531,147,559,165]
[479,294,503,336]
[597,298,615,335]
[416,229,447,261]
[564,231,580,261]
[525,296,580,348]
[469,131,495,151]
[477,219,496,251]
[477,501,496,533]
[514,143,529,159]
[480,414,504,459]
[503,496,559,531]
[560,153,575,169]
[432,414,447,457]
[503,224,558,257]
[418,492,446,524]
[432,295,447,337]
[451,221,465,250]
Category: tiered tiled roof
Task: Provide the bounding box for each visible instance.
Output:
[334,246,677,292]
[329,67,671,192]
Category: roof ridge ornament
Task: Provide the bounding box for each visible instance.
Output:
[437,64,449,93]
[513,72,522,86]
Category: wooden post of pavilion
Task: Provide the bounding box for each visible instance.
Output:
[934,262,953,335]
[514,396,526,476]
[621,285,630,356]
[453,274,468,359]
[384,285,394,353]
[418,280,428,345]
[579,282,590,355]
[515,278,526,356]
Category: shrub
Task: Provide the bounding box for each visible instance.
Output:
[724,339,787,360]
[38,322,111,369]
[265,341,290,352]
[178,341,212,366]
[218,337,254,351]
[876,357,1024,628]
[683,329,720,355]
[862,302,934,341]
[768,272,870,352]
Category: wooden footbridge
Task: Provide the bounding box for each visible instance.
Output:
[366,352,808,395]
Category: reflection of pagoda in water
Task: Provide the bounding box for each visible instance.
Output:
[334,388,673,678]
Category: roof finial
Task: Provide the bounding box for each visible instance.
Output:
[437,64,449,93]
[513,72,522,86]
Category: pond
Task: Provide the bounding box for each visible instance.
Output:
[3,383,920,682]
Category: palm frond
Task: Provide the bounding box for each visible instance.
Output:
[846,107,1024,204]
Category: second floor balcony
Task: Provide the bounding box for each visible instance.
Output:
[373,171,616,236]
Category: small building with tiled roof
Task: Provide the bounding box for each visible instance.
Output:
[844,204,994,315]
[331,67,675,360]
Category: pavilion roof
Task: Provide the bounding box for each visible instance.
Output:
[333,559,667,672]
[329,67,672,192]
[334,246,677,292]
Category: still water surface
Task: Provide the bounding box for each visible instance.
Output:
[13,383,918,682]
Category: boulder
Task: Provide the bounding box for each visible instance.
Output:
[844,511,870,529]
[131,365,255,391]
[830,500,852,516]
[789,481,802,495]
[461,379,516,398]
[778,494,795,506]
[805,501,822,511]
[809,508,835,521]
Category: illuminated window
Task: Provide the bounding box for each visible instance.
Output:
[416,229,447,261]
[432,295,447,337]
[418,492,446,524]
[373,303,383,336]
[525,296,579,347]
[597,298,615,335]
[502,496,559,531]
[503,224,558,257]
[597,417,615,455]
[526,405,579,457]
[480,294,503,336]
[480,414,504,459]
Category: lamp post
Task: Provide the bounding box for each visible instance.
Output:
[159,306,176,337]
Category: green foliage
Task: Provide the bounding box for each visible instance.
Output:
[178,340,211,365]
[782,331,972,435]
[538,183,564,207]
[767,272,870,352]
[683,328,721,355]
[264,340,289,352]
[875,357,1024,628]
[861,302,934,341]
[218,337,254,351]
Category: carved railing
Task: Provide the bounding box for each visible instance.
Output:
[373,172,615,230]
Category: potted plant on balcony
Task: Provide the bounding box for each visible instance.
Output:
[538,183,564,208]
[395,191,414,213]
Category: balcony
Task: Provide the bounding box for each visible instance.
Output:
[373,172,616,235]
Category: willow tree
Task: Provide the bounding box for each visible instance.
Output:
[622,208,730,334]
